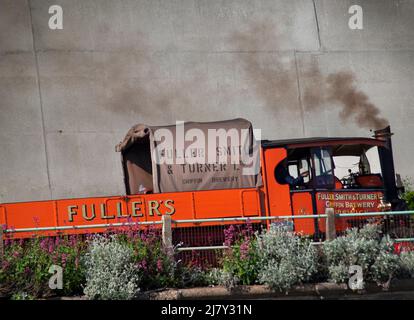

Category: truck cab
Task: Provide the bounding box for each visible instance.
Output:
[260,126,405,238]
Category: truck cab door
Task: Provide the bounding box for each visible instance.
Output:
[262,147,292,217]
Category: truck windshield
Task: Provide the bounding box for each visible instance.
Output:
[311,147,334,189]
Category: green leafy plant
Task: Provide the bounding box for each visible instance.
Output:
[1,226,212,299]
[83,234,140,300]
[220,224,261,287]
[10,291,35,300]
[399,250,414,278]
[0,235,86,298]
[323,224,399,287]
[116,224,208,289]
[210,269,240,290]
[257,225,318,292]
[403,191,414,211]
[119,227,178,289]
[402,177,414,210]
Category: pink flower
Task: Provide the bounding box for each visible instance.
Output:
[2,260,10,270]
[246,219,253,236]
[224,225,236,246]
[239,239,250,260]
[52,253,58,264]
[48,242,55,254]
[140,232,148,242]
[69,235,78,247]
[40,238,49,251]
[137,259,147,270]
[24,266,31,275]
[156,259,163,272]
[61,253,67,267]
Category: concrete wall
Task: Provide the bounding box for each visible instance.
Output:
[1,0,413,202]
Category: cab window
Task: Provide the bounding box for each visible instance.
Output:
[311,147,334,189]
[288,159,311,184]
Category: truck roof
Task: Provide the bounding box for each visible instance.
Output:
[261,136,386,156]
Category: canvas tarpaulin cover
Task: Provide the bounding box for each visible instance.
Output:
[116,118,262,194]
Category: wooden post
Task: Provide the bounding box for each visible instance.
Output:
[325,207,336,241]
[162,215,173,256]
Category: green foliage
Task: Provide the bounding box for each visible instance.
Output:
[118,229,178,289]
[257,225,318,292]
[370,240,400,284]
[204,268,226,286]
[221,239,260,286]
[0,235,86,298]
[209,269,240,290]
[323,224,399,286]
[3,221,414,299]
[118,227,209,289]
[220,224,261,287]
[176,265,212,288]
[402,177,414,210]
[403,191,414,211]
[83,235,140,300]
[10,291,35,300]
[399,251,414,278]
[0,227,210,299]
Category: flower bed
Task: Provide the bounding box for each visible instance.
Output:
[1,223,414,300]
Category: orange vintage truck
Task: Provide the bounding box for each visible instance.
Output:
[0,119,407,240]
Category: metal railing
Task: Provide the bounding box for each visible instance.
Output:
[336,210,414,218]
[2,220,162,234]
[170,210,414,266]
[1,210,414,262]
[0,220,162,258]
[171,210,414,251]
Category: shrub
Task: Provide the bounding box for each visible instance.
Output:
[176,265,212,288]
[117,226,181,289]
[220,223,261,287]
[402,177,414,210]
[10,291,35,300]
[208,269,240,290]
[323,224,399,287]
[371,238,400,284]
[399,251,414,278]
[0,235,86,298]
[83,235,140,300]
[403,191,414,211]
[257,225,318,292]
[1,226,213,299]
[204,268,225,286]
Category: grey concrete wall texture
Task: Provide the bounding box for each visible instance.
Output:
[0,0,413,203]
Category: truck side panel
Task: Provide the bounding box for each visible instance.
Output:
[0,187,264,239]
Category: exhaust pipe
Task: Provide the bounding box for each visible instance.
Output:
[374,126,398,202]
